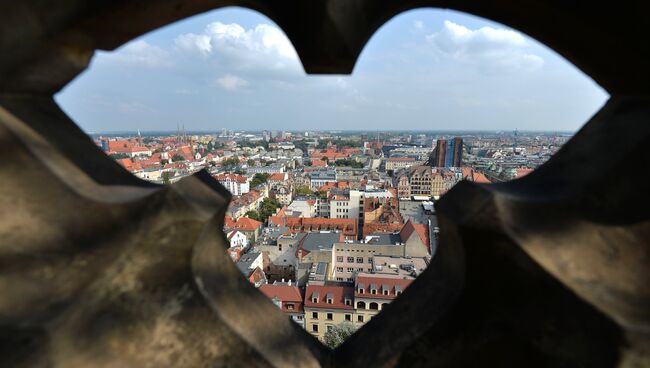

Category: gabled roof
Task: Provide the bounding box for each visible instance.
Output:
[304,284,354,310]
[355,274,413,300]
[399,220,429,249]
[259,284,304,313]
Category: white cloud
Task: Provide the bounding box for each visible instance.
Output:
[216,74,249,90]
[175,89,197,95]
[100,40,172,67]
[116,101,157,114]
[174,22,299,71]
[413,20,425,31]
[427,20,544,71]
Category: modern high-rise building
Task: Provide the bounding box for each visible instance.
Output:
[432,138,463,167]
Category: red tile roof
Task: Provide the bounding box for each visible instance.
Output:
[304,285,355,310]
[311,159,327,167]
[259,284,304,313]
[214,173,249,183]
[355,275,413,300]
[224,216,262,231]
[268,173,287,181]
[400,220,430,251]
[516,168,534,178]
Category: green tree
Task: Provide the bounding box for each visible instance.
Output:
[247,159,256,167]
[171,154,185,162]
[324,322,357,349]
[250,173,270,188]
[161,171,172,185]
[258,198,281,222]
[109,153,129,160]
[245,211,261,221]
[294,185,312,196]
[222,157,240,167]
[334,159,364,168]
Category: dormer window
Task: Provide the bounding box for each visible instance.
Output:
[382,284,390,296]
[326,292,334,304]
[357,283,365,294]
[395,285,403,296]
[312,292,320,303]
[344,296,352,306]
[370,284,378,295]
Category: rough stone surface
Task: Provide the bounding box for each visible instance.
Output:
[0,1,648,367]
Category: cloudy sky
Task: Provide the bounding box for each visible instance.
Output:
[55,7,608,133]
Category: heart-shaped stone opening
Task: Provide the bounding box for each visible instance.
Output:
[53,6,607,352]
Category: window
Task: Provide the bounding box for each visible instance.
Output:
[357,301,366,309]
[336,267,343,272]
[357,267,363,271]
[312,312,318,319]
[336,256,343,262]
[326,313,333,320]
[287,303,294,310]
[336,277,343,281]
[356,257,363,263]
[347,267,354,272]
[357,315,364,323]
[369,302,379,310]
[347,257,354,263]
[345,314,351,321]
[312,324,318,332]
[278,244,282,251]
[383,289,389,296]
[371,289,377,295]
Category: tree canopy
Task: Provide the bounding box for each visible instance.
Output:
[294,185,313,196]
[324,322,357,349]
[171,154,185,162]
[250,173,270,188]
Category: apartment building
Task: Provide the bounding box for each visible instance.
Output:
[354,274,413,323]
[385,157,419,171]
[330,220,430,281]
[304,284,355,341]
[214,173,250,196]
[259,283,305,328]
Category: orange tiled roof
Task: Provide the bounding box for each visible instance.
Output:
[304,285,354,310]
[355,275,413,300]
[259,284,304,313]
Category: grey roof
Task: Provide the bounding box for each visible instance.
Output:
[235,251,260,275]
[382,284,390,290]
[365,233,402,245]
[301,232,342,252]
[312,292,320,299]
[370,284,378,290]
[395,285,403,292]
[325,292,334,300]
[310,171,337,180]
[357,283,365,289]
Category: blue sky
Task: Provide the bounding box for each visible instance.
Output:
[55,7,608,133]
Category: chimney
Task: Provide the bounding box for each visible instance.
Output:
[288,279,292,286]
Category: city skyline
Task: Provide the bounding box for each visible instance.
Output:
[56,7,608,133]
